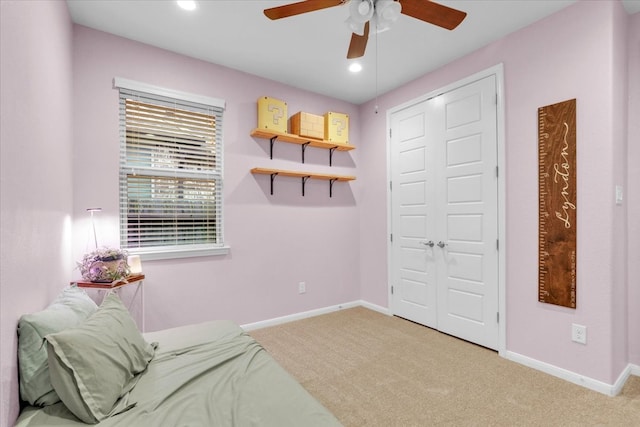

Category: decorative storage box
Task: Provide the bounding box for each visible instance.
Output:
[258,96,288,134]
[290,112,325,140]
[324,112,349,144]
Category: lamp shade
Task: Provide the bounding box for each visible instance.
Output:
[127,255,142,274]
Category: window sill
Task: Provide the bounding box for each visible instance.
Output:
[127,245,230,261]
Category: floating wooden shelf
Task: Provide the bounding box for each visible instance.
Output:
[251,167,355,197]
[251,128,354,166]
[251,168,355,181]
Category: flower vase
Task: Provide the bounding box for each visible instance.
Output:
[78,247,131,283]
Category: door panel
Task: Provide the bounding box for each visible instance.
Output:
[448,215,483,242]
[391,104,437,328]
[400,181,427,205]
[435,76,498,349]
[447,174,483,203]
[447,288,484,322]
[391,75,499,350]
[401,246,429,272]
[447,252,484,282]
[402,277,431,306]
[400,147,426,173]
[447,135,483,166]
[401,214,427,238]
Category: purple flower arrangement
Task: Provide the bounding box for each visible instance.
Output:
[78,247,131,283]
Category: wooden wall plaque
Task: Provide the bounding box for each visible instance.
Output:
[538,99,577,308]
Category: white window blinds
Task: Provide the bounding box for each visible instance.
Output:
[117,81,226,258]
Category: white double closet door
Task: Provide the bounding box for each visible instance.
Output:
[390,75,499,350]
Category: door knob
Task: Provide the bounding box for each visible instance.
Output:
[420,240,435,247]
[437,241,448,248]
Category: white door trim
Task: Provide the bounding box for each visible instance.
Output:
[386,63,507,356]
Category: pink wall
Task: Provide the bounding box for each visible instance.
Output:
[628,12,640,366]
[1,1,637,425]
[611,0,630,383]
[358,0,634,385]
[0,1,74,425]
[71,26,362,332]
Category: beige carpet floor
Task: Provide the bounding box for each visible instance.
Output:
[249,307,640,426]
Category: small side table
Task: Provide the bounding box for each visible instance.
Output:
[72,274,145,331]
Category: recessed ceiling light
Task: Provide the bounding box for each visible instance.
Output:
[177,1,197,11]
[349,62,363,73]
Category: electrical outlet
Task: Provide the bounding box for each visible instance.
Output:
[572,323,587,344]
[298,282,306,294]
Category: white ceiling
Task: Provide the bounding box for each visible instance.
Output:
[67,0,640,105]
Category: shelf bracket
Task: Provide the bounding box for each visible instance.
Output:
[301,176,311,196]
[269,172,278,195]
[301,141,311,164]
[329,146,338,166]
[269,136,277,160]
[329,178,338,198]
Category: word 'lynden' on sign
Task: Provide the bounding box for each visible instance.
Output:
[553,123,576,229]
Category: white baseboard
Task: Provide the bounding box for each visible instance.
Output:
[505,351,639,396]
[241,300,358,331]
[614,363,640,394]
[358,300,392,315]
[241,300,390,331]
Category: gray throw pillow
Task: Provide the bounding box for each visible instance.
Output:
[45,292,155,424]
[17,286,98,406]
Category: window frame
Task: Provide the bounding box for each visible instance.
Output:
[114,78,229,260]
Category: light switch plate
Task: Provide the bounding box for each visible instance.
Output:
[615,185,623,205]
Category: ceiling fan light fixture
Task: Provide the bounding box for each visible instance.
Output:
[262,0,467,60]
[375,0,401,23]
[345,16,366,36]
[374,17,392,33]
[349,0,374,24]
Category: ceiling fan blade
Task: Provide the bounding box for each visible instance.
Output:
[347,21,370,59]
[399,0,467,30]
[264,0,345,20]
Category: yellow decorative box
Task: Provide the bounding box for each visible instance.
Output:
[290,112,325,140]
[324,112,349,144]
[257,96,288,134]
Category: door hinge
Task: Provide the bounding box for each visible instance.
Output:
[390,233,393,243]
[496,166,499,178]
[390,181,392,191]
[497,312,499,323]
[497,239,499,251]
[391,285,394,295]
[389,128,392,138]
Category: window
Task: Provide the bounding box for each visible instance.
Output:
[115,78,227,259]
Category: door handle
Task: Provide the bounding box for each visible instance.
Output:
[420,240,435,247]
[437,241,448,248]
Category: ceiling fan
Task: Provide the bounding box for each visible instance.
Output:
[264,0,467,59]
